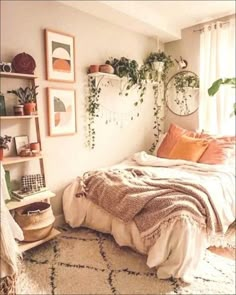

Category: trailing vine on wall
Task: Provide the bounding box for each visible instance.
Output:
[86,76,101,149]
[149,81,165,153]
[86,52,175,150]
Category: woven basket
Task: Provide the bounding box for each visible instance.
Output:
[15,202,55,242]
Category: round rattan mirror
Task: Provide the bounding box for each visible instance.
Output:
[165,71,199,116]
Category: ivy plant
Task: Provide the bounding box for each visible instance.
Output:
[143,51,174,81]
[86,76,101,149]
[149,82,165,153]
[106,57,147,108]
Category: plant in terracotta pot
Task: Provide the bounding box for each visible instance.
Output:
[8,85,39,115]
[0,135,11,161]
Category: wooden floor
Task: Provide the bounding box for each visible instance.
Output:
[208,247,235,260]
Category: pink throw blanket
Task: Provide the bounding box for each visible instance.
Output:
[76,168,223,240]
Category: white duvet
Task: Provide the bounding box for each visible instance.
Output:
[62,152,235,283]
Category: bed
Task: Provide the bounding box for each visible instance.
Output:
[62,151,235,283]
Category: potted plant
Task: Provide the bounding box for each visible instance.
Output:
[143,51,174,81]
[0,135,11,161]
[208,77,236,116]
[174,72,199,94]
[105,57,144,93]
[7,85,39,115]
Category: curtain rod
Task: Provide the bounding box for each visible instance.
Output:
[193,21,229,32]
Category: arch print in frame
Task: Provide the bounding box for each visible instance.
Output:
[45,29,75,82]
[47,88,76,136]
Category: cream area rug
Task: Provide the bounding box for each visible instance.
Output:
[17,226,235,295]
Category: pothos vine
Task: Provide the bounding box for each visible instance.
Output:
[86,52,174,150]
[86,76,101,149]
[149,80,165,153]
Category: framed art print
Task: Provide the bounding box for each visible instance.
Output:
[15,135,29,155]
[47,88,76,136]
[45,29,75,82]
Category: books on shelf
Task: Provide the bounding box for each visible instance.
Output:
[11,187,49,201]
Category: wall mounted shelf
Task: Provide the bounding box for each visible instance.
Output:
[88,72,120,80]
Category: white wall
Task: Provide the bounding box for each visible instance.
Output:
[1,1,157,216]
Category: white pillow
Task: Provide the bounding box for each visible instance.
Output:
[153,133,167,156]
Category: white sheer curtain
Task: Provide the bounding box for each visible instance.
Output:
[199,19,235,135]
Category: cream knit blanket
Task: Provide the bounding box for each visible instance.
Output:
[76,168,223,240]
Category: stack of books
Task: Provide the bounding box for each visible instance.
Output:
[11,187,48,201]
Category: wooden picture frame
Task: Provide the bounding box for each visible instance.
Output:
[47,88,76,136]
[45,29,75,82]
[15,135,29,155]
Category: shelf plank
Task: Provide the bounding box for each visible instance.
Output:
[19,228,60,253]
[88,72,159,85]
[0,72,38,79]
[88,72,120,80]
[6,190,56,210]
[0,115,39,120]
[2,155,43,165]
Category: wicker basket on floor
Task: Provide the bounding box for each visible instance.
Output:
[0,274,16,295]
[14,202,55,242]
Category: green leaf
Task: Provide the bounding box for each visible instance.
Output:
[208,79,223,96]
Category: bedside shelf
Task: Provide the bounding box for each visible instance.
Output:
[0,72,38,79]
[0,115,39,120]
[2,155,43,165]
[6,190,56,210]
[19,228,60,253]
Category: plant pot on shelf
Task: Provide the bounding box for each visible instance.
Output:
[89,65,99,73]
[13,105,24,116]
[24,102,36,115]
[0,148,3,161]
[99,64,114,74]
[152,61,164,72]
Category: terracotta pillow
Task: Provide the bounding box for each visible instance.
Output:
[168,135,209,162]
[157,123,200,158]
[198,135,236,164]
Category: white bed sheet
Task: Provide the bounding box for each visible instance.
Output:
[63,152,235,283]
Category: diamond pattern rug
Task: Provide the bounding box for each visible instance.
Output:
[16,226,235,294]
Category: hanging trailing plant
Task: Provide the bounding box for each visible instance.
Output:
[105,57,147,108]
[174,72,199,93]
[144,52,173,153]
[143,51,174,81]
[86,76,102,149]
[149,82,165,153]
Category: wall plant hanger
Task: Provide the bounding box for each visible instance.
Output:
[165,71,200,116]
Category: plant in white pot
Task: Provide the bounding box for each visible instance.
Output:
[8,85,39,115]
[143,51,174,81]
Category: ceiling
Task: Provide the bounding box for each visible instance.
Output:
[59,1,235,42]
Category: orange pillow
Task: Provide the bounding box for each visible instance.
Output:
[198,135,235,164]
[168,135,209,162]
[157,123,201,158]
